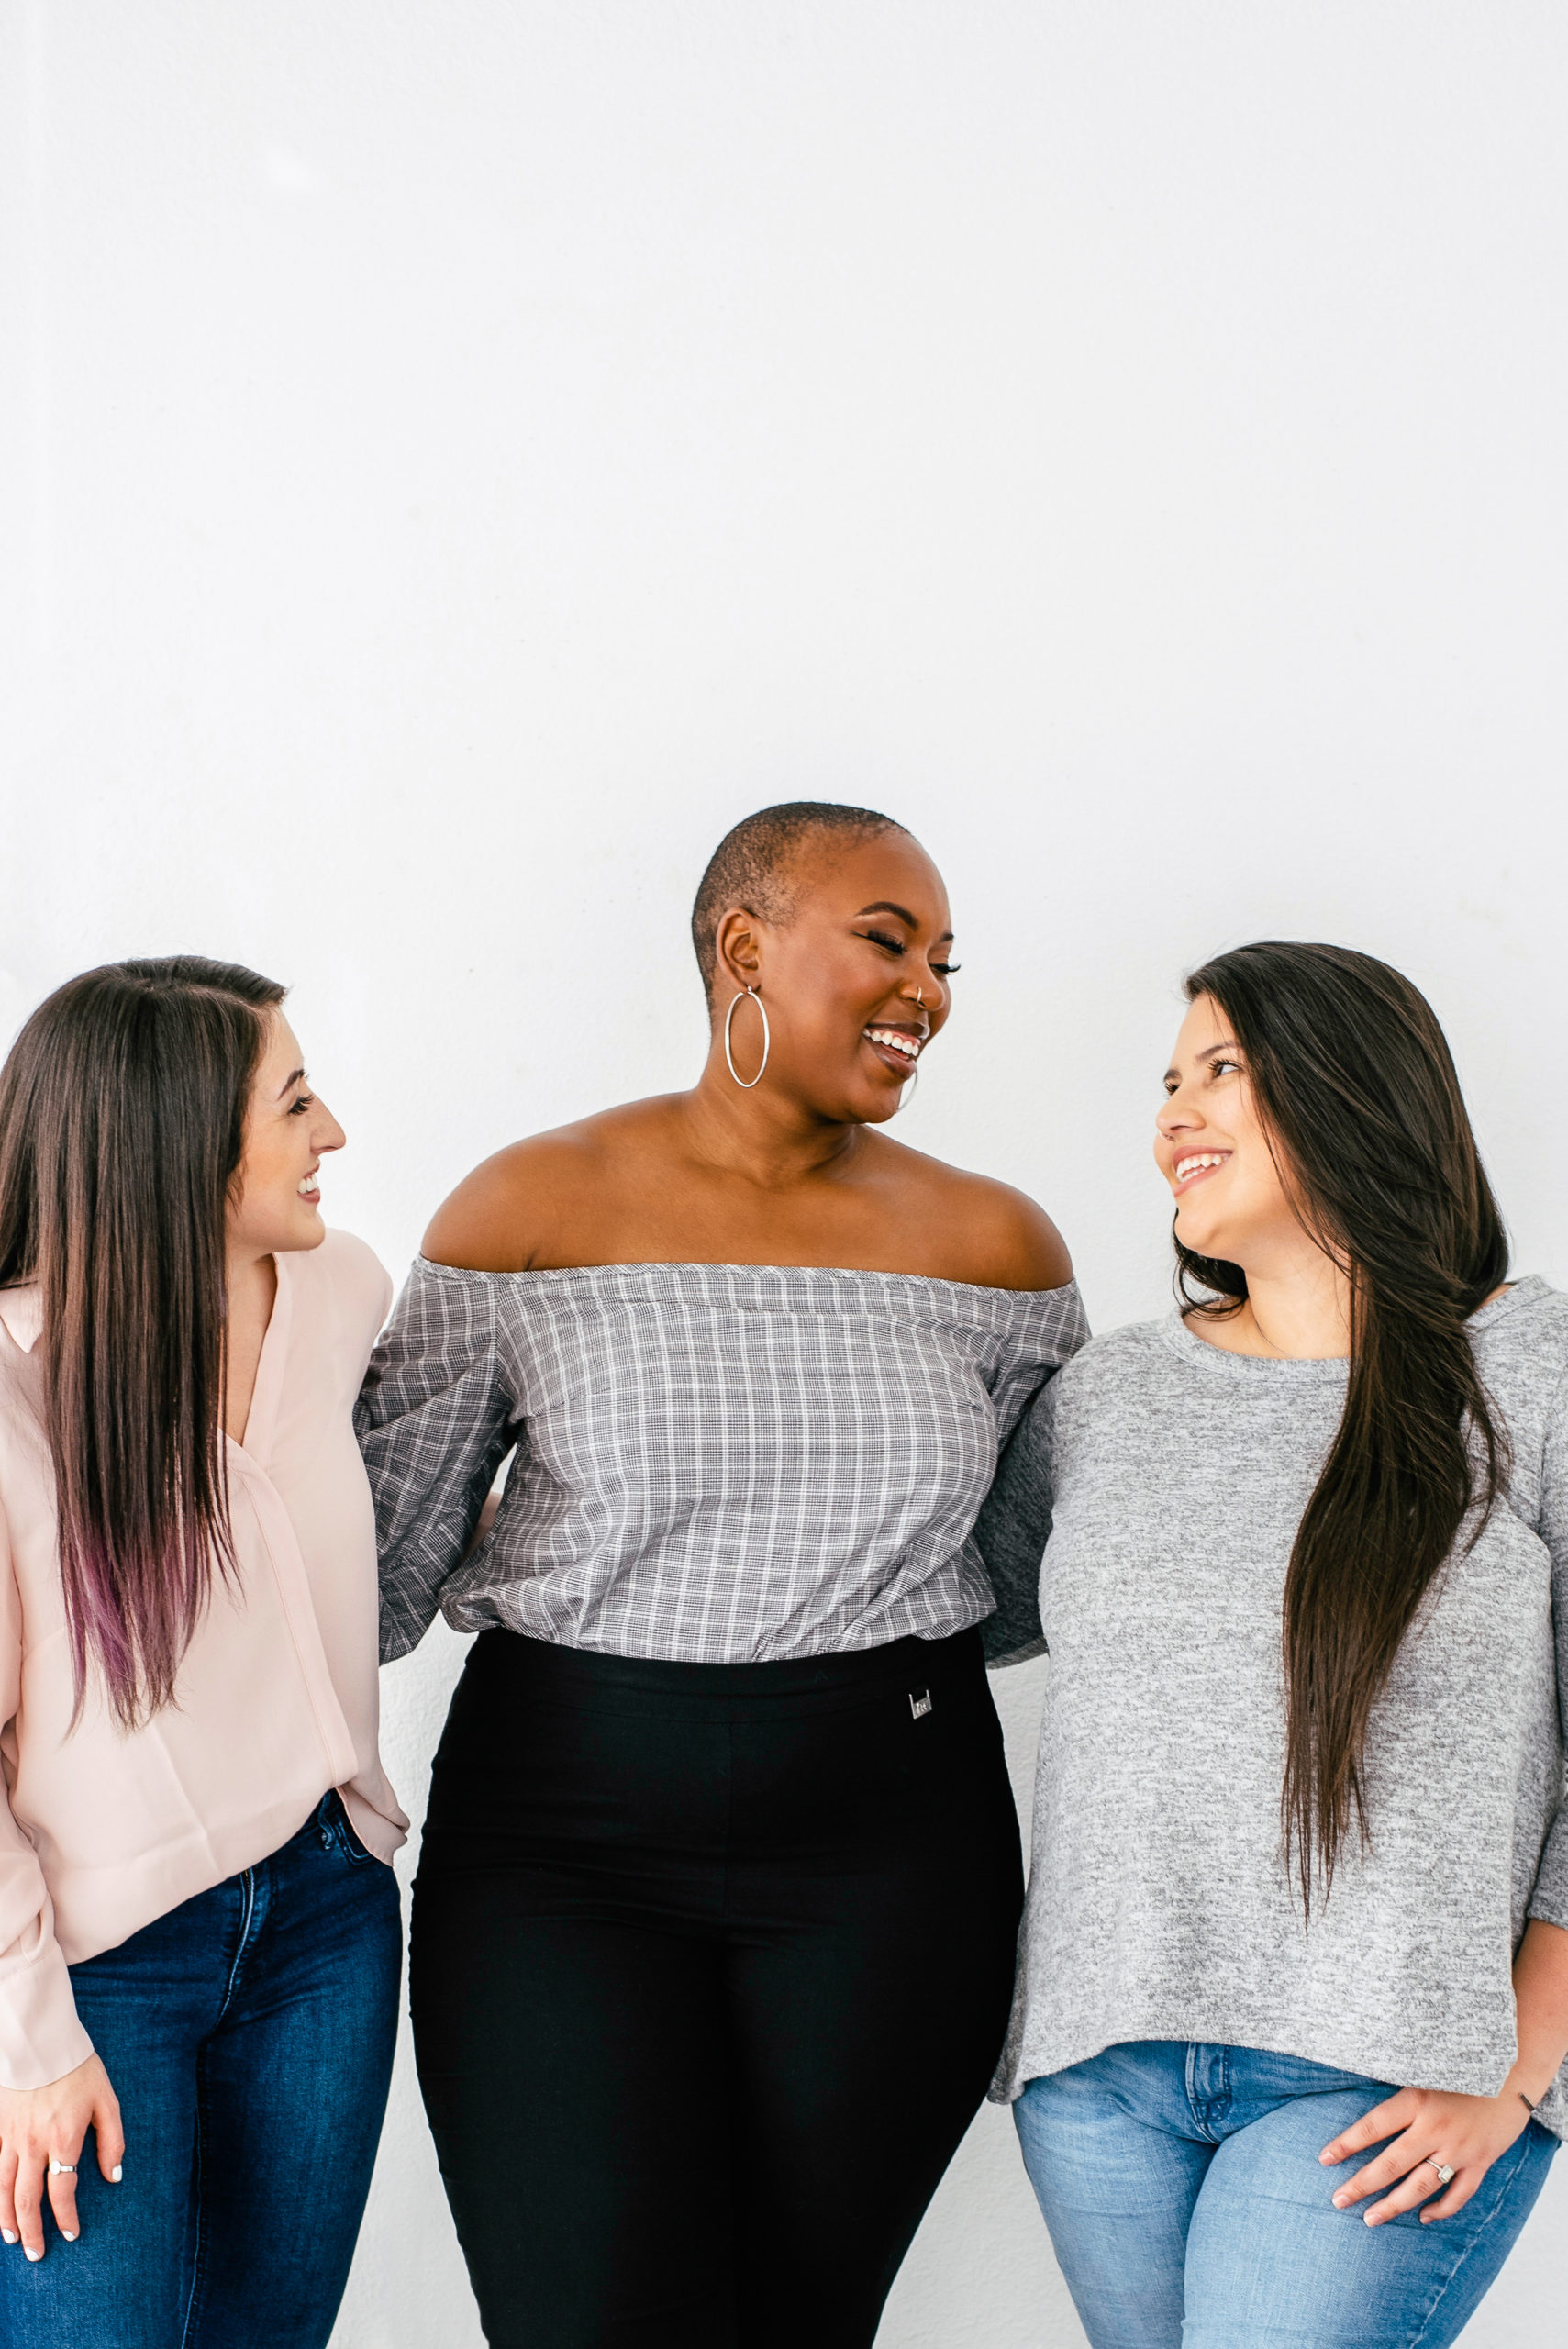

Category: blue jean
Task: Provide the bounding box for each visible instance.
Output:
[0,1792,402,2349]
[1015,2041,1558,2349]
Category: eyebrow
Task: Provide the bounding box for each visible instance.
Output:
[854,901,955,942]
[276,1066,307,1098]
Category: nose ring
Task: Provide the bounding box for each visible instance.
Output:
[916,986,925,1007]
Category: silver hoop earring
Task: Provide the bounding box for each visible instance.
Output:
[724,986,770,1088]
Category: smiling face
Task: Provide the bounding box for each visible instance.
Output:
[1155,994,1304,1271]
[710,829,958,1123]
[227,1012,347,1260]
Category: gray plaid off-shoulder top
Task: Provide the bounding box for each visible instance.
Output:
[356,1258,1087,1667]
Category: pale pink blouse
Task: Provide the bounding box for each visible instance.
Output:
[0,1229,407,2090]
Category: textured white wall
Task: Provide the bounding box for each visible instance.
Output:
[4,4,1566,2340]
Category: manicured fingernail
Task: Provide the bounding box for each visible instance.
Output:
[110,2166,122,2183]
[61,2229,76,2243]
[2,2229,16,2244]
[1332,2192,1348,2206]
[25,2247,40,2261]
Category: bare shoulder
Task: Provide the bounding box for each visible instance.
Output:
[942,1169,1073,1292]
[873,1139,1073,1292]
[422,1099,670,1273]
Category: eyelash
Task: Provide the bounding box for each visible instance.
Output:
[1163,1058,1240,1097]
[288,1094,314,1116]
[857,930,961,977]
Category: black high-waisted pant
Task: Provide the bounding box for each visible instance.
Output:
[410,1624,1023,2348]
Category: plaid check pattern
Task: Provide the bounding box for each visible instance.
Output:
[358,1258,1087,1665]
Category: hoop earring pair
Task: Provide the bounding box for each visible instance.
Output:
[724,986,771,1088]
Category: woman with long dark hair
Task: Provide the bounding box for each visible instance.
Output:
[0,957,406,2348]
[984,942,1568,2346]
[358,802,1084,2346]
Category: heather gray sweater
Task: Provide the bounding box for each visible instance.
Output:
[988,1278,1568,2136]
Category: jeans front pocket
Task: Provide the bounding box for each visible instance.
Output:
[323,1791,381,1866]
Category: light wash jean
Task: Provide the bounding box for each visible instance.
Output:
[1014,2040,1557,2349]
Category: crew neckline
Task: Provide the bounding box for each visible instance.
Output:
[1161,1275,1543,1380]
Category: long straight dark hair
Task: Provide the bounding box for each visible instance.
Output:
[1176,942,1509,1909]
[0,956,285,1726]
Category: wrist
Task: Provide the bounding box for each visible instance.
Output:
[1500,2071,1545,2120]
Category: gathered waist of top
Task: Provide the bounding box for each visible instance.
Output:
[458,1622,984,1723]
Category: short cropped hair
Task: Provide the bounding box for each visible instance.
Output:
[691,801,906,1004]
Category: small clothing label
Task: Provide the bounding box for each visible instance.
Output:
[909,1691,933,1720]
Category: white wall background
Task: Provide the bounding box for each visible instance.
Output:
[3,2,1566,2339]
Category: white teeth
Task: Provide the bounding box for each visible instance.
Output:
[1174,1153,1227,1182]
[864,1028,920,1060]
[298,1174,318,1195]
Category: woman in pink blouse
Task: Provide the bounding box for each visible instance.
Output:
[0,956,406,2349]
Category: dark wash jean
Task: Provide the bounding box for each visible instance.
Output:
[0,1792,402,2349]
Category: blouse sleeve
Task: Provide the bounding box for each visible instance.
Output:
[354,1263,520,1664]
[1526,1355,1568,1931]
[973,1369,1063,1668]
[972,1280,1087,1670]
[0,1501,95,2089]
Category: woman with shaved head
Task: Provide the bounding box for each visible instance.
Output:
[358,802,1084,2346]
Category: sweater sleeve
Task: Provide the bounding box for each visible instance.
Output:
[354,1263,520,1664]
[0,1501,95,2091]
[1526,1356,1568,1931]
[973,1369,1062,1670]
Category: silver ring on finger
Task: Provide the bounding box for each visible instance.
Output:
[47,2160,77,2176]
[1424,2157,1455,2187]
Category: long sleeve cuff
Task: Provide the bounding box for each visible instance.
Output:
[0,1937,95,2092]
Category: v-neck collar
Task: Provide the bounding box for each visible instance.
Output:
[228,1253,293,1468]
[0,1285,44,1355]
[0,1265,296,1463]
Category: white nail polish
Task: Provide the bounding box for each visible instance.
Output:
[111,2165,122,2183]
[2,2229,15,2244]
[62,2230,77,2243]
[25,2247,40,2262]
